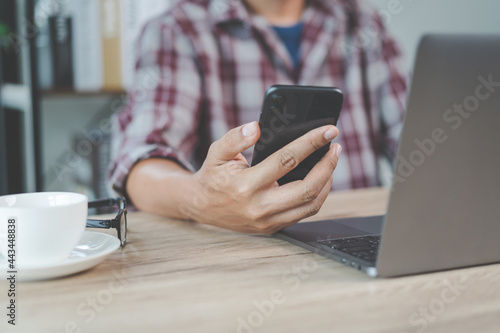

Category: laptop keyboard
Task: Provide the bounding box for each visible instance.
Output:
[317,235,381,264]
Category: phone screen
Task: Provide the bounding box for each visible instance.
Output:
[251,85,343,185]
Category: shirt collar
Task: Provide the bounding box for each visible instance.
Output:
[208,0,347,80]
[209,0,252,27]
[208,0,342,27]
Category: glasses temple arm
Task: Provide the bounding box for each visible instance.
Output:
[88,197,126,209]
[86,219,113,229]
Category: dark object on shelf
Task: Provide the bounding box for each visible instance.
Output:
[3,108,26,194]
[49,15,74,88]
[36,14,54,90]
[0,0,43,193]
[1,3,15,194]
[0,0,20,84]
[0,41,7,195]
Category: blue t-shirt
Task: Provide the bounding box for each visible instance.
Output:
[272,22,304,69]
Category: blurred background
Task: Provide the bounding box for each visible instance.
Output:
[0,0,499,198]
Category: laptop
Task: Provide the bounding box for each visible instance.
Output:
[275,34,500,277]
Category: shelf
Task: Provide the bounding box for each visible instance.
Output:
[40,89,126,97]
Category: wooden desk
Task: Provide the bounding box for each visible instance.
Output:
[2,187,500,333]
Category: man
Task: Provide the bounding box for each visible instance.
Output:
[108,0,407,234]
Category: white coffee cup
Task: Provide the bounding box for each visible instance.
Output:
[0,192,88,268]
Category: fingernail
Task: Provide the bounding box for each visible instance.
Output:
[324,127,338,141]
[335,145,342,158]
[242,122,258,137]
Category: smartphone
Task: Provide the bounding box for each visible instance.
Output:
[251,85,343,185]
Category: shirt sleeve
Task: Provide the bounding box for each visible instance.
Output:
[107,17,202,197]
[377,30,408,160]
[365,11,409,162]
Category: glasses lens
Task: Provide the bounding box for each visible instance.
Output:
[120,211,127,246]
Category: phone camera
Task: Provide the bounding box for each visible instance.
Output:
[272,94,286,107]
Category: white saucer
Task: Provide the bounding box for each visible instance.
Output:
[0,231,120,281]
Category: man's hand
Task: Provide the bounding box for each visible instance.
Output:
[181,121,341,234]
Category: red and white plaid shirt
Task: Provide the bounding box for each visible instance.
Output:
[108,0,408,197]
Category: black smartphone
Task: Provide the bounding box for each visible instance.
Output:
[251,85,343,185]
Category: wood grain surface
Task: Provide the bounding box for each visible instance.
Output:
[1,187,499,333]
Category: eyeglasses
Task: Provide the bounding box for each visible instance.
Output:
[86,197,127,247]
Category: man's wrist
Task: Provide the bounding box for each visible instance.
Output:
[166,171,205,221]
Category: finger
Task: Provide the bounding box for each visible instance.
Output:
[301,143,341,188]
[250,125,339,186]
[279,143,340,211]
[207,121,260,164]
[255,145,339,217]
[256,175,334,234]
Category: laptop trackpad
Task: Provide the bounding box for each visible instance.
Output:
[278,215,384,243]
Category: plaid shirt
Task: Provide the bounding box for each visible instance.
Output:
[108,0,408,197]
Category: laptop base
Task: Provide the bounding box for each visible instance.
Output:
[275,215,384,277]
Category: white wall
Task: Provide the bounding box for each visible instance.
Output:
[366,0,500,66]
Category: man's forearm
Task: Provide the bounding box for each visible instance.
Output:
[126,159,196,219]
